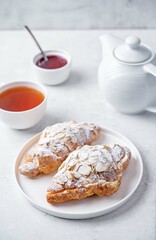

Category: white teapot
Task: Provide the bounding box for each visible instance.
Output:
[98,33,156,114]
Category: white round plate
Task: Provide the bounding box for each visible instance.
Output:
[15,128,143,219]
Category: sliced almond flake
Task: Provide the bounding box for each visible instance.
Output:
[118,155,128,165]
[90,151,99,157]
[75,181,83,188]
[57,174,68,184]
[72,163,80,172]
[121,147,130,163]
[96,162,109,172]
[72,171,81,179]
[70,151,78,158]
[60,163,70,172]
[65,180,72,187]
[55,133,66,139]
[68,159,77,167]
[55,178,64,185]
[87,157,98,165]
[85,129,92,139]
[64,170,73,179]
[57,167,65,174]
[78,151,89,160]
[78,165,91,176]
[111,145,124,162]
[79,177,89,185]
[98,179,106,184]
[101,149,113,163]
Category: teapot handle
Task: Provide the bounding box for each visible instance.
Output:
[143,63,156,113]
[146,106,156,113]
[143,63,156,77]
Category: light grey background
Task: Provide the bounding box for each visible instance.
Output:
[0,0,156,29]
[0,30,156,240]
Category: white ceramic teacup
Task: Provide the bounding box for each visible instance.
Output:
[33,49,71,85]
[0,81,47,129]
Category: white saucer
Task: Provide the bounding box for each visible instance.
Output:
[15,128,143,219]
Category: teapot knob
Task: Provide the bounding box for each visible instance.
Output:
[125,36,141,49]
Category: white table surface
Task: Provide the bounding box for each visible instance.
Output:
[0,30,156,240]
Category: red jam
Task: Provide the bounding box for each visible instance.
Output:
[36,55,67,69]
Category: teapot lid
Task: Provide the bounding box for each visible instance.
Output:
[114,36,152,64]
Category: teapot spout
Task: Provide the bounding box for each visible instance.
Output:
[100,33,122,58]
